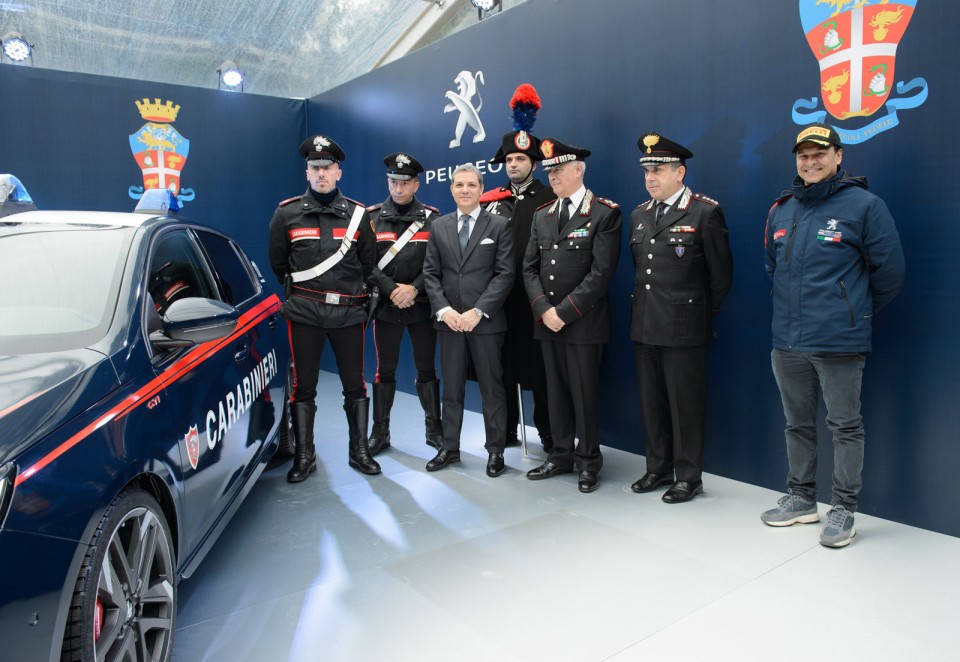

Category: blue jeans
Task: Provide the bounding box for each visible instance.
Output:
[770,349,866,512]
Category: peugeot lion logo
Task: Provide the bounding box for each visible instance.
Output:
[444,70,486,149]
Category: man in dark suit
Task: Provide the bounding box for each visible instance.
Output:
[629,133,734,503]
[522,138,622,493]
[480,85,556,451]
[422,163,515,477]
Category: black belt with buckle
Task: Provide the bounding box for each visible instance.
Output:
[292,286,368,306]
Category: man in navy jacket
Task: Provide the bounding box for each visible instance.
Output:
[760,123,905,548]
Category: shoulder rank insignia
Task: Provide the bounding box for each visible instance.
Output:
[692,192,719,206]
[344,196,366,209]
[423,203,440,213]
[279,196,300,207]
[536,199,556,213]
[366,203,383,212]
[596,197,619,209]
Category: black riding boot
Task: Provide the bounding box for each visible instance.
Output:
[287,401,317,483]
[345,398,381,475]
[416,380,443,449]
[368,382,396,456]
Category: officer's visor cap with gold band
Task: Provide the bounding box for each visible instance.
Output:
[637,133,693,167]
[539,138,591,170]
[300,134,345,166]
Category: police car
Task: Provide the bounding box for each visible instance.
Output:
[0,191,292,661]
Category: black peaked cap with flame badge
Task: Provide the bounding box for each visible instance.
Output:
[299,134,346,165]
[637,133,693,167]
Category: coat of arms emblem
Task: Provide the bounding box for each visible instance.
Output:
[184,424,200,469]
[792,0,927,144]
[129,98,195,203]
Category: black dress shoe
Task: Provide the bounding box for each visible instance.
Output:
[426,449,460,472]
[526,461,572,480]
[630,472,674,493]
[578,471,599,493]
[662,480,704,503]
[486,453,505,477]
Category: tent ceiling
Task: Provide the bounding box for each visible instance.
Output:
[1,0,518,98]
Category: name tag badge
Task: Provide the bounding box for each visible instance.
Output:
[289,227,320,242]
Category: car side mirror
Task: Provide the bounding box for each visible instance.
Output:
[149,297,239,349]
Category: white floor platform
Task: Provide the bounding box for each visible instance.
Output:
[173,376,960,661]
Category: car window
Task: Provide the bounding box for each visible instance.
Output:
[0,225,134,353]
[148,230,217,315]
[194,230,259,305]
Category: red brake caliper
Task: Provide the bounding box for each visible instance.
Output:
[94,597,103,641]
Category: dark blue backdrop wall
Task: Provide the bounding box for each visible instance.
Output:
[305,0,959,536]
[1,65,306,284]
[2,0,957,537]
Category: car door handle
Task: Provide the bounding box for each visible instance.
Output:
[268,314,279,329]
[234,342,250,363]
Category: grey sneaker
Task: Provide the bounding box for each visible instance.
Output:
[819,506,856,548]
[761,494,819,527]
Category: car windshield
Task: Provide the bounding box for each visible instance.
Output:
[0,225,135,354]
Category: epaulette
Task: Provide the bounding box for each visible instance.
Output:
[596,197,619,209]
[366,203,383,212]
[535,199,556,212]
[423,203,441,213]
[635,199,654,210]
[479,187,513,203]
[692,192,719,206]
[279,196,300,207]
[344,196,366,209]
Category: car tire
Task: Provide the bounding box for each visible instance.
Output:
[275,362,295,458]
[61,487,176,662]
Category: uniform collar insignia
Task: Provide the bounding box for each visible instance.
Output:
[580,190,594,216]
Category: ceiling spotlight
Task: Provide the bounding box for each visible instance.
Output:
[471,0,502,20]
[1,32,32,62]
[218,60,244,91]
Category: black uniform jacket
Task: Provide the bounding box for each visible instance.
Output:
[483,179,556,387]
[629,186,733,347]
[523,190,622,344]
[268,188,376,328]
[422,208,515,335]
[366,197,440,325]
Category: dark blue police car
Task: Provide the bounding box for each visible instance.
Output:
[0,194,291,661]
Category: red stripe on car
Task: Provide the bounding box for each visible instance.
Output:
[14,295,281,487]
